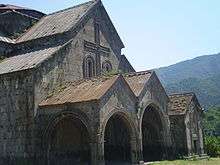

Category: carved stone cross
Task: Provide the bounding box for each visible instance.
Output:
[84,21,110,75]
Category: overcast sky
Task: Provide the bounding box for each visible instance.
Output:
[3,0,220,71]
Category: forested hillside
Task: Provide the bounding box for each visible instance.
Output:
[156,53,220,108]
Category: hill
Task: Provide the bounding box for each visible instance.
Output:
[156,53,220,108]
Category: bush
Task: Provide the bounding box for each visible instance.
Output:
[204,136,220,157]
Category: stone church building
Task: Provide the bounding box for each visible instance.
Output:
[0,0,205,164]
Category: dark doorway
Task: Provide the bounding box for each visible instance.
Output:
[142,105,164,162]
[104,114,132,165]
[48,117,91,165]
[193,140,198,154]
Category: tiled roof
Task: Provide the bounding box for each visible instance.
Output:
[124,71,152,97]
[0,45,62,75]
[40,75,119,107]
[168,93,194,115]
[17,0,97,42]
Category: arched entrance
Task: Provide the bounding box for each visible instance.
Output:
[104,113,133,165]
[141,105,165,162]
[48,117,91,165]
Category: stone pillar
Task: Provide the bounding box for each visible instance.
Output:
[130,137,139,165]
[92,134,105,165]
[90,142,97,165]
[186,125,192,156]
[139,132,144,162]
[198,121,204,155]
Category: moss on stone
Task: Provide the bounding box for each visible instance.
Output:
[0,56,5,63]
[46,83,69,99]
[103,69,121,77]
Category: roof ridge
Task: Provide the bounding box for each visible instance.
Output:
[9,9,39,20]
[0,4,29,10]
[47,0,96,16]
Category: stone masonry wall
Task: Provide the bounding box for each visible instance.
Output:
[169,115,188,157]
[34,17,120,111]
[0,71,35,164]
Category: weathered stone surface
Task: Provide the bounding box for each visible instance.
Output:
[0,1,205,164]
[169,93,204,157]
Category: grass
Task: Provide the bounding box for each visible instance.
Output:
[151,158,220,165]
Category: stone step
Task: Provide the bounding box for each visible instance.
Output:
[183,154,210,160]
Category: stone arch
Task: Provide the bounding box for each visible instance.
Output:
[43,111,93,165]
[140,102,167,161]
[83,55,96,78]
[101,110,139,164]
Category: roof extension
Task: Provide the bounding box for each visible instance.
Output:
[0,45,63,75]
[40,75,120,107]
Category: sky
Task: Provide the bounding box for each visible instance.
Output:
[3,0,220,71]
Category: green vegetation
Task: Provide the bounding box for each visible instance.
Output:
[103,69,122,77]
[204,136,220,157]
[203,107,220,136]
[203,107,220,157]
[0,55,5,62]
[151,158,220,165]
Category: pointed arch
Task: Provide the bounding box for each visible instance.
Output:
[83,55,96,78]
[101,110,139,164]
[43,111,93,165]
[140,103,168,161]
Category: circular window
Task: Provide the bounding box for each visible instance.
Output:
[102,61,112,72]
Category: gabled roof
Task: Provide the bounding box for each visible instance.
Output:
[39,75,120,107]
[0,45,63,75]
[124,71,153,97]
[168,92,197,115]
[17,1,97,42]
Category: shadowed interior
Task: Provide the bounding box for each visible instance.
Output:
[142,105,164,161]
[104,114,132,164]
[48,117,91,165]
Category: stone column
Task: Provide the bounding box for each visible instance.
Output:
[186,125,192,156]
[198,121,204,155]
[92,134,105,165]
[90,142,97,165]
[130,137,139,165]
[139,132,144,162]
